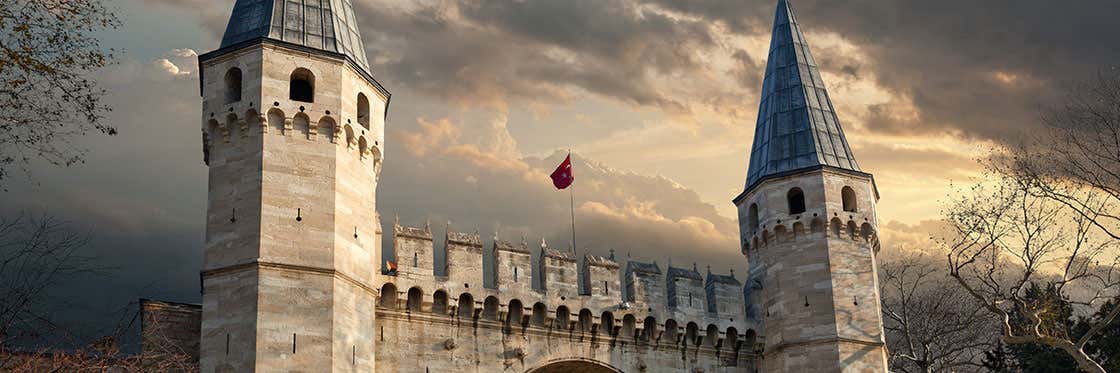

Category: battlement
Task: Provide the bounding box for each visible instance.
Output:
[743,216,880,255]
[380,223,758,355]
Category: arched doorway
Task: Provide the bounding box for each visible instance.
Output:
[526,358,622,373]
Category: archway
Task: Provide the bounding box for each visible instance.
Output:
[525,358,622,373]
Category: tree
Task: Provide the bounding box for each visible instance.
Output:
[0,0,120,188]
[943,177,1120,373]
[1004,70,1120,240]
[0,213,96,355]
[1076,299,1120,371]
[880,253,998,373]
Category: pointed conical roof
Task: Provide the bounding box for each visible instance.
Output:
[219,0,371,73]
[744,0,860,191]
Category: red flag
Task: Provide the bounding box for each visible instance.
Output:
[550,154,574,189]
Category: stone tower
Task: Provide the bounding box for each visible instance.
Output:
[196,0,388,371]
[733,0,887,372]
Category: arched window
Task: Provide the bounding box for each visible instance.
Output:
[483,296,499,320]
[787,188,806,214]
[810,218,824,233]
[224,67,242,103]
[578,309,593,332]
[842,186,858,212]
[663,319,679,344]
[357,93,370,130]
[704,324,720,347]
[748,203,759,232]
[861,222,875,241]
[600,311,615,336]
[456,293,474,319]
[378,283,397,309]
[726,327,739,351]
[406,287,423,312]
[531,303,547,327]
[641,316,657,342]
[622,314,636,338]
[289,68,315,102]
[432,290,448,314]
[555,306,570,330]
[685,322,699,345]
[507,299,524,327]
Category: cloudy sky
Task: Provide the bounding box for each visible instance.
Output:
[2,0,1118,340]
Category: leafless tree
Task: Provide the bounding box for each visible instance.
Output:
[880,253,998,373]
[0,213,96,354]
[0,215,196,371]
[1003,70,1120,241]
[0,0,120,188]
[942,177,1120,373]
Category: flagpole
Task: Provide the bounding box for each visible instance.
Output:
[569,151,577,255]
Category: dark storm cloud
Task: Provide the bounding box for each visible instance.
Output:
[666,0,1120,140]
[355,0,731,112]
[147,0,1119,142]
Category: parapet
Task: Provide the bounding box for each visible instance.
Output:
[445,227,483,293]
[540,246,579,301]
[705,270,745,319]
[381,228,755,352]
[624,260,665,315]
[667,265,706,319]
[493,237,532,293]
[391,220,435,279]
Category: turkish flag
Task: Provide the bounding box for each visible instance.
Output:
[550,154,574,189]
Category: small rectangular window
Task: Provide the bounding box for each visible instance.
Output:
[514,267,519,282]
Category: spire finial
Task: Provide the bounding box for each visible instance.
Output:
[730,268,736,279]
[693,262,698,272]
[541,237,547,250]
[424,219,431,232]
[706,265,711,275]
[609,249,615,261]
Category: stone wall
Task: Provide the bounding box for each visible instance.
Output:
[141,299,202,363]
[735,168,888,372]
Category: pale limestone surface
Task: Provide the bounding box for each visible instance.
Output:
[735,169,888,372]
[199,41,384,372]
[194,32,885,373]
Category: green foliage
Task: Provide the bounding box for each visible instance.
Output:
[1077,300,1119,372]
[983,284,1119,372]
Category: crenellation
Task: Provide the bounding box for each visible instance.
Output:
[391,222,436,280]
[666,265,706,320]
[624,260,666,318]
[493,237,532,297]
[705,270,746,329]
[540,247,579,303]
[444,227,483,294]
[187,0,904,370]
[581,254,620,304]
